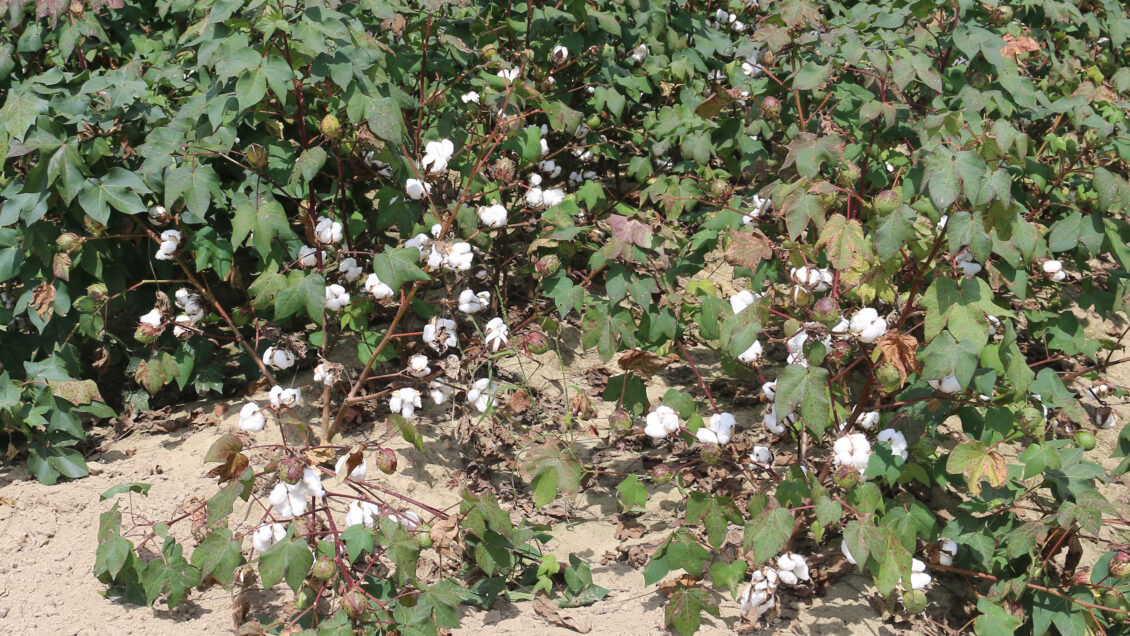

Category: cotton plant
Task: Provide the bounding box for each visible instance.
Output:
[238,402,266,432]
[315,216,343,244]
[483,317,509,351]
[696,412,736,445]
[644,405,681,439]
[458,289,490,314]
[152,229,182,260]
[389,387,423,418]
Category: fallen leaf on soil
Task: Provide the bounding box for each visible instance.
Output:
[571,392,596,419]
[304,447,337,465]
[614,518,647,540]
[533,596,592,633]
[507,389,532,414]
[430,517,461,558]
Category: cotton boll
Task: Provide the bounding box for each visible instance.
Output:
[252,523,287,553]
[335,454,368,481]
[955,252,982,276]
[422,317,458,352]
[268,385,301,409]
[421,139,454,174]
[739,340,764,365]
[365,273,394,299]
[458,289,490,314]
[1098,409,1118,429]
[405,178,431,200]
[538,159,562,179]
[477,204,508,228]
[909,559,932,590]
[172,314,194,338]
[541,188,566,207]
[697,412,736,445]
[750,446,773,465]
[484,317,509,351]
[739,584,775,618]
[762,381,777,402]
[406,354,430,378]
[729,290,759,314]
[428,380,453,405]
[239,402,267,432]
[466,378,497,413]
[389,387,423,418]
[315,216,343,245]
[987,314,1001,336]
[388,510,421,530]
[833,433,872,474]
[325,284,350,311]
[857,411,880,430]
[497,67,519,82]
[461,91,479,104]
[345,500,382,528]
[644,405,680,439]
[313,362,341,386]
[300,468,325,498]
[928,374,962,394]
[268,482,306,519]
[939,539,958,566]
[264,346,296,370]
[139,308,163,327]
[777,570,798,586]
[444,242,475,271]
[628,44,648,64]
[877,428,909,460]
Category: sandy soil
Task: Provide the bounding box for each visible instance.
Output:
[0,314,1127,636]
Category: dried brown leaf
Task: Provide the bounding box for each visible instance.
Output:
[507,389,532,414]
[533,596,592,633]
[31,282,56,320]
[1001,34,1040,58]
[875,333,921,385]
[725,229,773,269]
[607,214,653,247]
[617,349,675,378]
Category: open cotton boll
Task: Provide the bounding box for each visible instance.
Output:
[908,558,932,590]
[497,67,519,82]
[461,91,479,104]
[763,405,795,435]
[987,314,1001,336]
[857,411,880,430]
[477,204,508,228]
[750,446,773,465]
[389,387,423,418]
[551,45,569,62]
[172,314,194,337]
[538,159,562,179]
[443,242,475,271]
[762,381,777,402]
[388,510,421,530]
[263,346,296,370]
[139,308,163,327]
[313,362,341,386]
[345,500,382,528]
[239,402,266,432]
[1098,409,1118,429]
[420,139,454,174]
[364,273,393,299]
[877,428,909,460]
[790,266,833,292]
[697,412,736,445]
[644,405,680,439]
[484,317,509,351]
[154,229,182,260]
[335,454,367,481]
[315,216,343,244]
[955,252,982,276]
[749,194,772,220]
[300,468,325,498]
[833,433,872,475]
[739,584,776,618]
[841,539,857,565]
[268,482,307,519]
[628,44,648,64]
[938,539,958,566]
[325,284,350,311]
[729,290,760,314]
[422,317,458,352]
[406,354,430,378]
[252,523,287,553]
[928,373,962,394]
[1043,259,1066,282]
[458,289,489,314]
[337,257,363,283]
[849,308,888,344]
[776,552,810,585]
[739,340,764,365]
[268,385,301,409]
[428,380,453,405]
[405,178,431,200]
[541,188,566,207]
[467,378,497,413]
[297,245,325,268]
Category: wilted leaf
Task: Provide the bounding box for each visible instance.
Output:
[617,349,675,378]
[724,229,773,269]
[533,596,591,633]
[946,440,1008,496]
[607,214,652,247]
[875,333,921,384]
[1000,34,1040,58]
[204,434,248,482]
[31,281,56,320]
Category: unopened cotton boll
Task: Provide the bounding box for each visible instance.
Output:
[478,203,508,228]
[928,373,962,394]
[252,523,287,553]
[315,216,343,244]
[325,284,350,311]
[365,273,393,299]
[644,405,680,439]
[298,245,324,268]
[461,91,479,104]
[697,412,736,445]
[268,385,301,409]
[750,446,773,465]
[335,454,367,481]
[730,290,760,314]
[877,428,909,460]
[239,402,266,432]
[389,387,423,418]
[458,289,490,314]
[484,317,509,351]
[467,378,497,412]
[739,340,764,365]
[405,178,431,200]
[421,139,455,174]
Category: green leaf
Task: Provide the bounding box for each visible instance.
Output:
[100,482,152,500]
[259,532,315,591]
[709,560,747,596]
[945,440,1007,497]
[0,91,49,140]
[164,162,221,224]
[975,598,1022,633]
[524,444,584,507]
[720,306,760,358]
[78,168,149,225]
[192,227,233,278]
[231,192,299,257]
[664,583,719,636]
[291,146,327,187]
[793,62,831,90]
[774,364,831,438]
[686,492,743,549]
[190,528,244,586]
[275,271,325,323]
[743,505,793,566]
[817,214,869,272]
[371,247,429,293]
[341,524,375,564]
[366,97,404,145]
[617,474,648,512]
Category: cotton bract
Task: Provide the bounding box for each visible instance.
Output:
[697,412,735,445]
[389,387,423,418]
[239,402,266,432]
[644,405,680,439]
